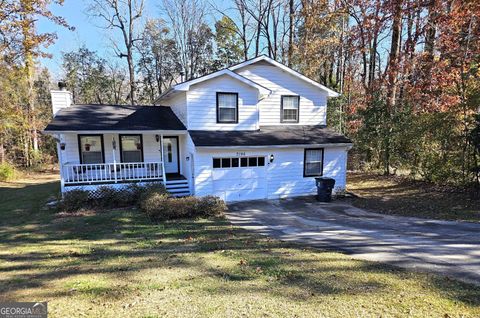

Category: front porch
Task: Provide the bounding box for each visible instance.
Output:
[62,161,190,196]
[57,132,192,196]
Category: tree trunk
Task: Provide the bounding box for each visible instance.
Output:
[127,50,136,105]
[386,0,402,110]
[424,0,437,57]
[383,0,403,176]
[0,138,4,164]
[287,0,294,66]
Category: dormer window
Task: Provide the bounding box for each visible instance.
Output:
[217,92,238,123]
[281,95,300,123]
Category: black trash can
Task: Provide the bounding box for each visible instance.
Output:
[315,177,336,202]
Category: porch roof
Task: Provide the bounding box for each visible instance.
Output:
[189,125,352,148]
[44,104,186,132]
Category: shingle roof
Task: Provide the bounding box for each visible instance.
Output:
[44,104,186,132]
[189,125,351,147]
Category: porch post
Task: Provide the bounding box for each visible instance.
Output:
[112,136,117,183]
[160,133,167,186]
[57,134,65,195]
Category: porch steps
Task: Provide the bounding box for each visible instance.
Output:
[165,179,190,197]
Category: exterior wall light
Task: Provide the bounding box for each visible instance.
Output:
[269,154,274,163]
[155,134,160,142]
[186,156,190,161]
[112,138,117,150]
[60,143,66,151]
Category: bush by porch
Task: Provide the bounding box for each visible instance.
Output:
[59,183,227,220]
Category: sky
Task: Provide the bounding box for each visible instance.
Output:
[37,0,227,79]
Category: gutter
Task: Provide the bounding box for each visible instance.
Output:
[195,143,353,150]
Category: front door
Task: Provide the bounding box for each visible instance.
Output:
[163,137,179,174]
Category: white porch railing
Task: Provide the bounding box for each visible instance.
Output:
[62,162,164,185]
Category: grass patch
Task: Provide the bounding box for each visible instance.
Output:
[347,172,480,222]
[1,173,480,317]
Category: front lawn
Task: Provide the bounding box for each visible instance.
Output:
[1,173,480,317]
[347,172,480,222]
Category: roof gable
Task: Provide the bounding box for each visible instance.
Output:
[229,56,339,97]
[157,69,271,101]
[156,55,339,102]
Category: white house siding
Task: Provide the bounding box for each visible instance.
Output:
[187,74,259,130]
[180,134,196,193]
[235,63,328,126]
[163,92,187,126]
[193,146,348,202]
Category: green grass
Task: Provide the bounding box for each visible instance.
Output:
[347,172,480,222]
[1,173,480,317]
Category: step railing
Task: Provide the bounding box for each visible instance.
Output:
[62,162,164,184]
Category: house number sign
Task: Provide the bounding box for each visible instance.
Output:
[236,152,246,156]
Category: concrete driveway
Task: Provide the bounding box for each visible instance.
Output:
[227,196,480,285]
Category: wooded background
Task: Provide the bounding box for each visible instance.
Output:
[0,0,479,187]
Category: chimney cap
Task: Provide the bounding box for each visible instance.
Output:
[58,81,67,90]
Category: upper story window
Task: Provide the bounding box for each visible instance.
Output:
[281,95,300,123]
[217,92,238,123]
[78,135,104,164]
[120,134,143,163]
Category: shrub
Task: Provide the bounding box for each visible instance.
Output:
[0,163,15,182]
[136,183,169,203]
[140,193,226,221]
[140,192,172,220]
[94,186,129,208]
[59,189,91,212]
[58,183,170,213]
[195,195,227,217]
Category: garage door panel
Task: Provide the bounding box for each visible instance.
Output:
[212,169,241,181]
[226,189,265,201]
[213,168,265,180]
[211,155,268,202]
[213,179,265,191]
[240,168,266,179]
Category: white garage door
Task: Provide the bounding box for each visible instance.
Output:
[212,156,267,202]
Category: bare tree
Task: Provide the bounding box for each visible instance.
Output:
[161,0,213,80]
[89,0,145,105]
[211,0,255,61]
[236,0,291,59]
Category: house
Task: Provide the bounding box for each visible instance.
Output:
[44,55,352,202]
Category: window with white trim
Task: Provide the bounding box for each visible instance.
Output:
[304,148,323,177]
[120,135,143,163]
[281,95,300,123]
[217,92,238,123]
[79,135,104,164]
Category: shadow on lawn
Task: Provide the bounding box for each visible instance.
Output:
[1,178,480,307]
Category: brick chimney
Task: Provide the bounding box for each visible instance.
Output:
[50,81,73,117]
